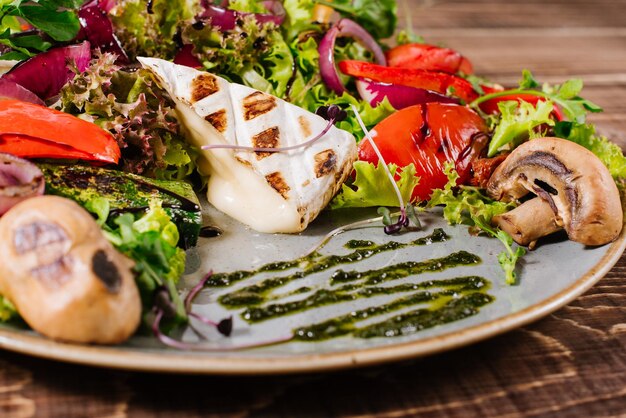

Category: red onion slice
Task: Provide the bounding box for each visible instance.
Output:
[0,79,45,105]
[319,19,386,95]
[2,41,91,101]
[356,78,459,109]
[174,44,203,68]
[198,2,285,31]
[0,153,45,216]
[78,0,129,64]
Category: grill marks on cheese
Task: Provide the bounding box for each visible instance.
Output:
[314,149,337,178]
[265,172,290,198]
[138,57,358,233]
[253,127,280,160]
[191,73,219,102]
[205,109,227,133]
[244,92,277,120]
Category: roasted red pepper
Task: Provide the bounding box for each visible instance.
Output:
[359,103,488,201]
[0,100,120,163]
[386,43,474,74]
[339,60,480,103]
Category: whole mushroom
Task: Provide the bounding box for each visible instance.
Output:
[0,196,141,344]
[486,137,623,248]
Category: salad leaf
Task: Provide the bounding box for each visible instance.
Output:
[58,52,198,180]
[228,0,267,13]
[110,0,195,60]
[554,121,626,178]
[428,163,523,284]
[488,99,554,157]
[94,200,188,325]
[331,161,419,209]
[0,295,17,322]
[315,0,397,39]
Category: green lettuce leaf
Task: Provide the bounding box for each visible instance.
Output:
[331,162,419,209]
[488,99,554,157]
[554,121,626,178]
[427,163,523,284]
[93,200,188,325]
[110,0,195,59]
[0,296,17,323]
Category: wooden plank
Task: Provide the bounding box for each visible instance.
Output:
[398,0,626,29]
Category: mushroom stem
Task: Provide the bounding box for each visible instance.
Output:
[492,198,561,249]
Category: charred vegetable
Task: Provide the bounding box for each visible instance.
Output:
[0,196,141,344]
[39,164,202,248]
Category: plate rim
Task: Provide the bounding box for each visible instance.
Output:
[0,225,624,375]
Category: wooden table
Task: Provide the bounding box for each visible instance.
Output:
[2,1,626,417]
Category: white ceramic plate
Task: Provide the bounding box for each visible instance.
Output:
[0,204,624,375]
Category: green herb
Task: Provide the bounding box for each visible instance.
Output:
[428,163,524,284]
[0,0,81,58]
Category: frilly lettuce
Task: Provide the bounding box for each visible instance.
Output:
[427,163,523,285]
[554,121,626,179]
[109,0,196,59]
[331,162,419,209]
[488,99,554,157]
[58,53,197,180]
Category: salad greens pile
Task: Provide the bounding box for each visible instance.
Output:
[58,52,198,179]
[87,198,188,326]
[0,0,625,341]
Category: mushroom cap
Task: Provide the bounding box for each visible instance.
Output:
[486,137,623,246]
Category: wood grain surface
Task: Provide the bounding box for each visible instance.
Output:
[2,1,626,417]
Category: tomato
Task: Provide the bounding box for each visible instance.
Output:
[0,100,120,163]
[386,43,474,74]
[339,60,479,104]
[359,103,488,201]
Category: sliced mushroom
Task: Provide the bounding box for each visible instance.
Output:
[0,196,141,344]
[487,137,623,247]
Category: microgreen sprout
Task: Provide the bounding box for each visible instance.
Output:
[200,104,347,154]
[152,271,292,350]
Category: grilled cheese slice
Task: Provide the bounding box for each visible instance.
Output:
[139,57,357,233]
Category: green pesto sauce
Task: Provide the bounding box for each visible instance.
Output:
[213,228,450,308]
[205,228,494,342]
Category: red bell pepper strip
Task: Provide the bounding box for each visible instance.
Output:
[0,100,120,163]
[339,60,480,104]
[386,43,474,74]
[359,103,488,201]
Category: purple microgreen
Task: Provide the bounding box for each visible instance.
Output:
[152,308,293,351]
[201,105,345,154]
[217,316,234,337]
[153,287,179,319]
[184,270,213,312]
